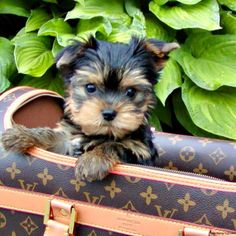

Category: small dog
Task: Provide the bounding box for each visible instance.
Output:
[1,36,178,181]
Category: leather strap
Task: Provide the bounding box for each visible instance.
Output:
[0,186,231,236]
[43,199,76,236]
[44,220,71,236]
[183,227,210,236]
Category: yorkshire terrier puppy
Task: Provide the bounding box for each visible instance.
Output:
[1,36,178,181]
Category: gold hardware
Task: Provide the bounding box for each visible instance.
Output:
[69,207,76,235]
[44,200,51,225]
[44,200,76,235]
[178,230,183,236]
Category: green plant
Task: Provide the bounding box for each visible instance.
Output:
[0,0,236,140]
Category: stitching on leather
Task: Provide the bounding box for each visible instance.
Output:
[113,166,236,190]
[0,186,230,235]
[27,150,236,191]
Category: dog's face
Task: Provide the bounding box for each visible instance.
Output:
[57,37,178,139]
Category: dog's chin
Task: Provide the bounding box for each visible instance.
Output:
[80,122,140,140]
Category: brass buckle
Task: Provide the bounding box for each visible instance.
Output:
[44,199,76,235]
[178,231,183,236]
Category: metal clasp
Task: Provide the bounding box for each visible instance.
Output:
[44,199,76,236]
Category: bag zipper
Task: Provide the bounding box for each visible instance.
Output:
[28,148,236,192]
[127,163,227,181]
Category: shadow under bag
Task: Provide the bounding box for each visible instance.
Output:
[0,86,236,236]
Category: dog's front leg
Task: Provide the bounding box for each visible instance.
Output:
[75,142,120,182]
[1,124,69,154]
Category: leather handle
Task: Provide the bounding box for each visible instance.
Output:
[0,186,232,236]
[182,227,210,236]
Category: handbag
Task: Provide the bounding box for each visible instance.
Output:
[0,86,236,236]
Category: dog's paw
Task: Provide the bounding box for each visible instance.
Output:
[75,153,117,182]
[1,125,35,153]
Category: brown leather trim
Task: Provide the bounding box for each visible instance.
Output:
[4,89,62,129]
[0,86,33,98]
[183,227,210,236]
[24,149,236,191]
[13,96,63,128]
[22,148,236,192]
[0,186,231,236]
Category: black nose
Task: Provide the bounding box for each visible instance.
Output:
[102,109,117,121]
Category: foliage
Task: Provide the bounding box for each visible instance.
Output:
[0,0,236,140]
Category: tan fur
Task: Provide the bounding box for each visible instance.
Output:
[69,96,145,140]
[120,69,151,89]
[75,142,120,181]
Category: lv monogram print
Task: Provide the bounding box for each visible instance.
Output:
[177,193,196,213]
[153,133,236,181]
[0,89,236,235]
[2,149,236,233]
[140,186,158,205]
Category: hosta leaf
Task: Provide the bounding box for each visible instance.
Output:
[39,18,73,36]
[65,0,129,22]
[149,112,162,131]
[69,0,133,43]
[145,13,176,42]
[218,0,236,11]
[74,0,85,5]
[107,24,133,43]
[154,0,202,4]
[153,0,169,5]
[173,90,220,138]
[149,0,220,30]
[52,39,63,58]
[19,70,64,95]
[76,17,112,39]
[43,0,57,3]
[170,34,236,90]
[38,18,78,46]
[106,1,146,43]
[174,0,202,3]
[106,16,133,43]
[124,0,146,38]
[182,79,236,140]
[0,37,16,93]
[125,0,141,17]
[152,99,172,127]
[221,11,236,34]
[14,33,54,77]
[25,9,51,33]
[0,0,30,17]
[11,27,26,43]
[155,59,182,105]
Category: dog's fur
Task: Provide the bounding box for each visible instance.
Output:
[1,36,178,181]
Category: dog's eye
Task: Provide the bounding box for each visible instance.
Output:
[86,84,96,93]
[125,87,136,98]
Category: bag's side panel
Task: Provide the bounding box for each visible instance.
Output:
[0,208,125,236]
[0,147,236,231]
[153,132,236,181]
[0,208,45,236]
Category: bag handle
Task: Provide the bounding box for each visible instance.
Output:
[0,186,230,236]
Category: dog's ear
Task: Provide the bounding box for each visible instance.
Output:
[56,36,98,79]
[144,38,179,70]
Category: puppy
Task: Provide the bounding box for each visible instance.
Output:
[1,36,178,181]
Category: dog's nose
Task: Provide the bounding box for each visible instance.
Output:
[102,109,117,121]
